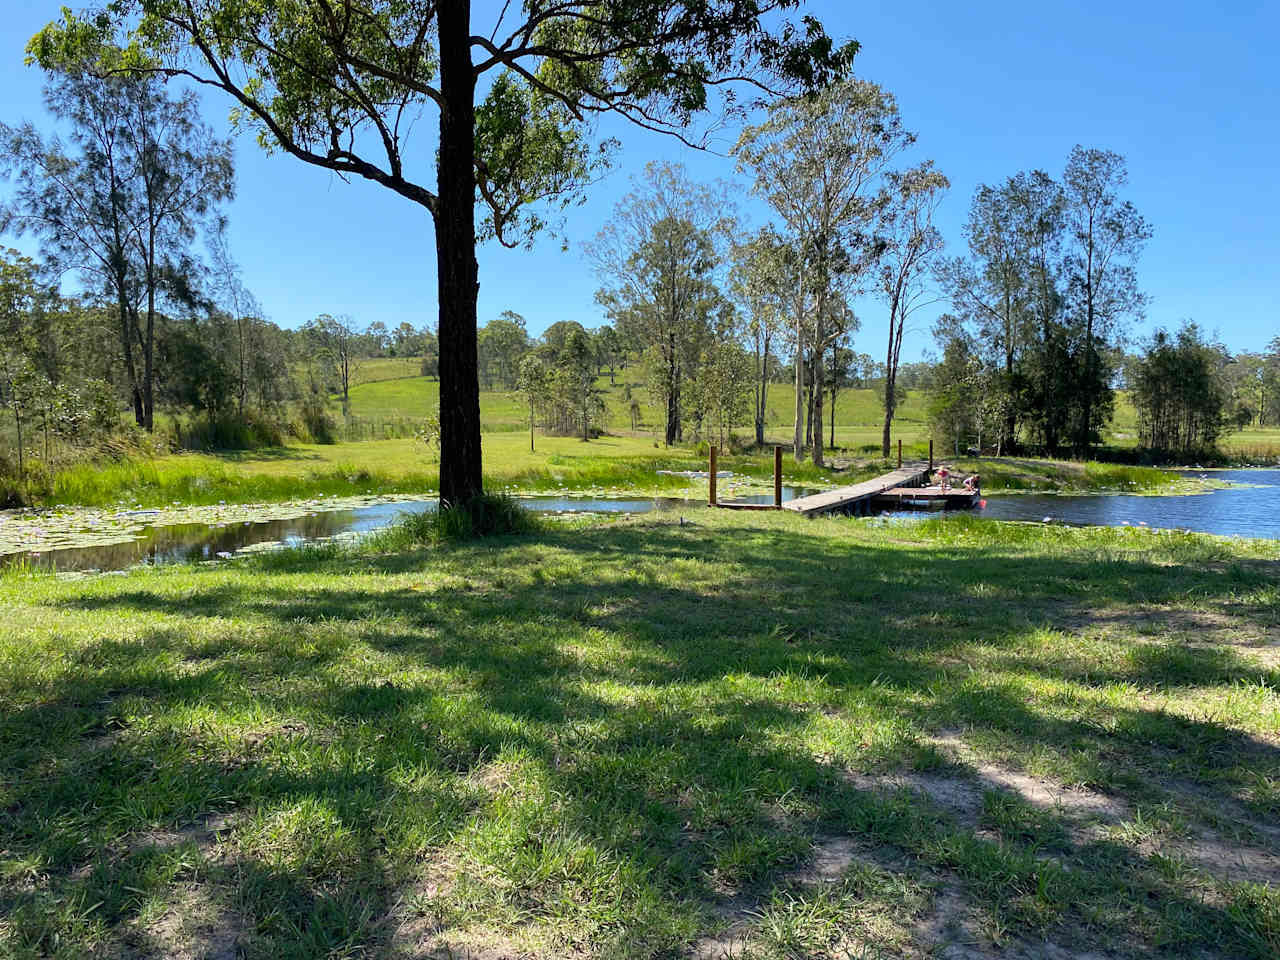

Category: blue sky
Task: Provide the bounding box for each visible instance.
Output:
[1,1,1276,362]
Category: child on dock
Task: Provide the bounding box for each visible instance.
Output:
[937,465,951,492]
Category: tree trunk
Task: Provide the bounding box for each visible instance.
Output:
[665,378,680,446]
[811,345,825,467]
[754,334,766,447]
[793,330,804,461]
[435,0,483,506]
[12,403,23,478]
[144,268,155,432]
[117,289,144,427]
[881,309,903,459]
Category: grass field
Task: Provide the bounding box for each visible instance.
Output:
[341,364,936,449]
[341,363,1280,456]
[1,510,1277,958]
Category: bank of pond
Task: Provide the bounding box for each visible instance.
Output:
[2,469,1277,574]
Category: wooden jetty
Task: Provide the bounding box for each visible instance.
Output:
[708,439,980,516]
[782,463,931,517]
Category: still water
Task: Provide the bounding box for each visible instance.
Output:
[973,469,1280,539]
[4,488,818,572]
[5,472,1276,573]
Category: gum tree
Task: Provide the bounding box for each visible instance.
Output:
[31,1,855,505]
[1,68,232,430]
[1062,146,1150,453]
[876,162,948,458]
[735,79,911,466]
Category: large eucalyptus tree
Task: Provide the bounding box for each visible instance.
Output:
[735,79,911,465]
[30,1,855,504]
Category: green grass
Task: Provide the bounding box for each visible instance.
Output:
[1,511,1278,958]
[341,365,935,447]
[27,435,859,510]
[343,366,1280,458]
[941,457,1189,494]
[25,435,1200,511]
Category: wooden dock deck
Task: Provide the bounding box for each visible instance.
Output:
[782,464,931,516]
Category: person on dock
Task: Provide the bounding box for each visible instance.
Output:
[937,465,952,492]
[963,474,980,493]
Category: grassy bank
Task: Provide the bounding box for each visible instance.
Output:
[1,511,1277,958]
[13,433,1213,512]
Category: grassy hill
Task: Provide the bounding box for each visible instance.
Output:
[341,363,934,450]
[340,362,1280,457]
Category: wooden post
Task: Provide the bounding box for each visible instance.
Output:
[773,445,783,508]
[897,438,902,469]
[709,445,718,506]
[928,439,934,472]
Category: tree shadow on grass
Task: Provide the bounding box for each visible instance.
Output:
[5,519,1280,956]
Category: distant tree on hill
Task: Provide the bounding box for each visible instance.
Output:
[304,314,363,417]
[515,353,551,452]
[477,311,531,391]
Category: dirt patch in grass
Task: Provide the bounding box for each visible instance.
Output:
[141,883,246,960]
[127,811,238,860]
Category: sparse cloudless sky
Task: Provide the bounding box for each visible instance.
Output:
[0,1,1276,362]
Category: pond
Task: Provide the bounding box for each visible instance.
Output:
[1,487,820,573]
[3,471,1276,574]
[972,469,1280,539]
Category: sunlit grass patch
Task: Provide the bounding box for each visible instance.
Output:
[2,510,1277,957]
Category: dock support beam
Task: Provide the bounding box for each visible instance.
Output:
[897,439,902,469]
[774,446,783,508]
[709,445,718,506]
[929,439,934,473]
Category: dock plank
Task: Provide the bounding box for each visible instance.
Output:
[782,464,930,516]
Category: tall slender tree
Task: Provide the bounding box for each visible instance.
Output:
[876,162,948,457]
[736,79,911,465]
[730,227,791,446]
[33,1,855,504]
[1,67,232,430]
[589,163,730,446]
[1062,146,1150,453]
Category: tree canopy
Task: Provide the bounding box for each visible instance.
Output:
[30,0,857,504]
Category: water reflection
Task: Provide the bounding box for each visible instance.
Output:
[5,489,813,573]
[6,472,1277,573]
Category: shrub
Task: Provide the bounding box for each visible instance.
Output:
[173,410,288,450]
[299,392,337,444]
[368,493,542,550]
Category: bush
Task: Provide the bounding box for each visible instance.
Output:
[368,493,542,550]
[173,410,288,451]
[299,392,337,444]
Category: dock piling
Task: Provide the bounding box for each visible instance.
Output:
[897,439,902,469]
[708,445,718,506]
[774,446,783,508]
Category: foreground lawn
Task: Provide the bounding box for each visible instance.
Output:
[1,511,1277,958]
